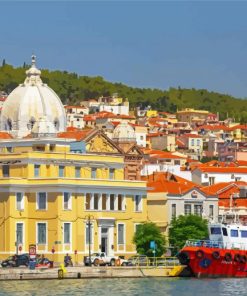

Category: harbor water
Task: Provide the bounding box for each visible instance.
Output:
[0,277,246,296]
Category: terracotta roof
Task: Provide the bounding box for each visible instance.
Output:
[64,105,87,109]
[0,132,13,139]
[199,125,231,131]
[182,133,202,138]
[57,129,93,141]
[144,172,198,194]
[230,124,247,130]
[202,181,247,196]
[176,139,186,148]
[143,149,186,159]
[195,167,247,173]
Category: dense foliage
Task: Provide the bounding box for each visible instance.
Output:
[169,215,209,254]
[133,222,166,257]
[1,62,247,122]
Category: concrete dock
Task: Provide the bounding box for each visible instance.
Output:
[0,265,185,280]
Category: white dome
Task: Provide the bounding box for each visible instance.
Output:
[1,55,66,138]
[113,121,136,142]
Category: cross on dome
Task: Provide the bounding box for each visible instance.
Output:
[31,54,36,67]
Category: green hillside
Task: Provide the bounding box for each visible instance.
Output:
[1,63,247,122]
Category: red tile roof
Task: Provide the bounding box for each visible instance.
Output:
[144,172,198,194]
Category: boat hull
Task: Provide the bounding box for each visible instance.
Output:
[178,246,247,278]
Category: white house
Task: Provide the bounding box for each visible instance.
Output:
[192,167,247,186]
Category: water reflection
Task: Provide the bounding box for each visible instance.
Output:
[0,278,247,296]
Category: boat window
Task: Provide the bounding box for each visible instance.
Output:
[230,229,238,237]
[222,228,228,236]
[241,231,247,238]
[210,227,221,235]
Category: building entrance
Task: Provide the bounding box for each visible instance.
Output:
[101,227,108,255]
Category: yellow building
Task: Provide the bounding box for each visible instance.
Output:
[176,108,209,124]
[0,56,147,263]
[0,137,147,262]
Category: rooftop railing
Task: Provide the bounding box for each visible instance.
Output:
[185,239,247,250]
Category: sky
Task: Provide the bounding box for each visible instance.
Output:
[1,1,247,98]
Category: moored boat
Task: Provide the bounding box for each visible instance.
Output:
[178,222,247,278]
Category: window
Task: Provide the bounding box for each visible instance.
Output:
[6,147,13,153]
[86,223,93,245]
[110,194,115,210]
[209,177,215,185]
[75,167,81,178]
[118,194,123,211]
[63,223,71,244]
[109,168,115,180]
[16,193,24,211]
[85,193,91,210]
[230,229,238,237]
[37,223,46,244]
[93,193,99,210]
[63,192,71,210]
[209,205,214,218]
[91,168,97,179]
[184,204,191,216]
[118,224,125,245]
[102,194,107,210]
[16,223,23,245]
[37,192,47,210]
[3,165,9,177]
[194,204,202,216]
[222,228,228,236]
[59,166,65,177]
[174,160,180,165]
[191,139,195,146]
[241,231,247,238]
[210,227,221,235]
[171,204,176,218]
[34,165,40,177]
[197,139,200,146]
[134,224,142,233]
[134,195,142,212]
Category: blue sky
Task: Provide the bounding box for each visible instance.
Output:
[1,1,247,98]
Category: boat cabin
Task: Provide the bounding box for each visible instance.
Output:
[209,223,247,250]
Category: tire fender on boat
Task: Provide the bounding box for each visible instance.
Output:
[212,251,220,260]
[224,252,232,262]
[234,254,241,262]
[196,250,204,259]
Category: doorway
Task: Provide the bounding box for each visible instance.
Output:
[101,228,108,255]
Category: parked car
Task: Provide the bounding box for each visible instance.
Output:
[84,252,126,266]
[1,254,29,268]
[127,255,149,266]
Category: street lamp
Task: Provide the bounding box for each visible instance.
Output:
[85,214,94,266]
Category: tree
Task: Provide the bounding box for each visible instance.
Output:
[133,222,166,257]
[169,215,208,254]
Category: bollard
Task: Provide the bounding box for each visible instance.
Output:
[58,269,64,279]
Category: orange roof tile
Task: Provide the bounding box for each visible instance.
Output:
[0,132,13,139]
[196,167,247,173]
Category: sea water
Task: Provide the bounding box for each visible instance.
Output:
[0,277,246,296]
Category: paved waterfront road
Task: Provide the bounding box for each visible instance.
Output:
[0,278,246,296]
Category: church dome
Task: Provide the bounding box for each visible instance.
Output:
[1,55,66,138]
[112,121,136,142]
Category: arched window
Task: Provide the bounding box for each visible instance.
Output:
[27,117,36,130]
[54,118,60,130]
[6,118,12,131]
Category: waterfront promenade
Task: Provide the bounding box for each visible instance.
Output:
[0,265,184,280]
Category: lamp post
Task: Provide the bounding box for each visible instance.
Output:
[86,215,94,266]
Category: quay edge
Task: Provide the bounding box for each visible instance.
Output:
[0,266,186,280]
